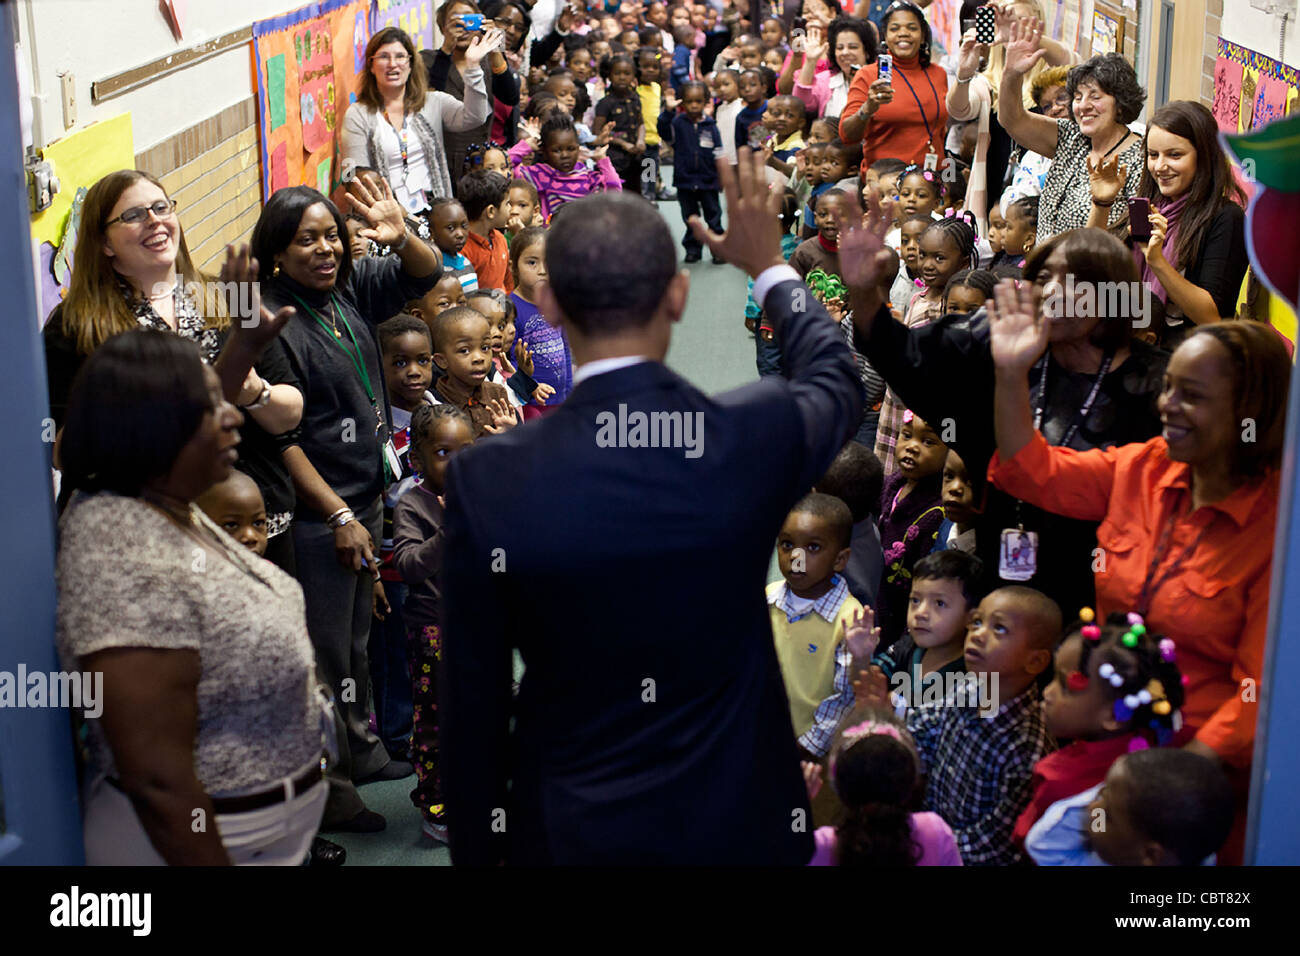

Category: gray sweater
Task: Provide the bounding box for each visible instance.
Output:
[339,73,491,201]
[392,480,446,628]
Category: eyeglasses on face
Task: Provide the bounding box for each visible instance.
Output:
[104,199,178,227]
[374,52,411,64]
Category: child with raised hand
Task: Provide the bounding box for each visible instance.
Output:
[876,411,949,645]
[859,585,1063,865]
[815,440,885,610]
[392,403,476,844]
[875,550,984,692]
[760,94,807,181]
[428,198,478,297]
[934,448,979,554]
[458,171,514,293]
[804,710,963,866]
[514,113,622,224]
[1017,609,1188,854]
[768,493,862,761]
[428,306,518,438]
[594,53,645,193]
[509,226,574,411]
[658,81,724,263]
[468,288,552,410]
[874,217,977,475]
[503,178,542,244]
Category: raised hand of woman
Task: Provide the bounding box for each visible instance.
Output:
[219,243,295,348]
[987,277,1048,374]
[346,175,407,249]
[1003,15,1047,79]
[1087,154,1128,208]
[466,28,506,69]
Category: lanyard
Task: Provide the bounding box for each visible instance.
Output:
[893,64,941,153]
[1033,350,1114,449]
[291,292,378,405]
[1136,492,1212,616]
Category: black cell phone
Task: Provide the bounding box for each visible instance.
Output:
[1128,197,1152,241]
[975,5,996,45]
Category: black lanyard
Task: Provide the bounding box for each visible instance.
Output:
[893,64,941,153]
[1033,350,1114,449]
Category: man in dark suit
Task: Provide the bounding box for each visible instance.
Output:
[440,152,868,864]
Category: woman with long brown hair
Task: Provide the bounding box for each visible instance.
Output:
[340,24,502,215]
[1125,100,1249,348]
[43,170,301,566]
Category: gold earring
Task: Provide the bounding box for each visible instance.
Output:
[273,261,281,277]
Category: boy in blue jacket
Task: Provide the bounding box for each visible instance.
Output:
[658,81,724,264]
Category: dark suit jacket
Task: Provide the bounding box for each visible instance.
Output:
[440,278,862,865]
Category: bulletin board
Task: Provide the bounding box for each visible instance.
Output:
[371,0,433,50]
[252,0,371,202]
[1213,38,1299,136]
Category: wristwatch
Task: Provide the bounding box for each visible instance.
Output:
[242,379,272,409]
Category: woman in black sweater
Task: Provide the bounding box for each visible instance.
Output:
[1118,100,1248,349]
[251,178,440,832]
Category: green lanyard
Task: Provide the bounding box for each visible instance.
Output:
[289,291,392,483]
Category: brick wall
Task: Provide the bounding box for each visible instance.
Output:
[135,99,262,276]
[1200,0,1223,106]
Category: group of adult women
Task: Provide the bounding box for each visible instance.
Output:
[42,0,1274,867]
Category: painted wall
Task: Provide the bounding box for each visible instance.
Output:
[15,0,308,151]
[1219,0,1300,69]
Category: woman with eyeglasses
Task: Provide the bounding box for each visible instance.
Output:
[43,170,305,572]
[999,17,1146,242]
[840,1,949,174]
[341,24,501,216]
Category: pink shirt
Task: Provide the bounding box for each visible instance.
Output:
[806,814,964,866]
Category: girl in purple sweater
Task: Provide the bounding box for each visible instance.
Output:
[511,113,621,223]
[509,227,573,415]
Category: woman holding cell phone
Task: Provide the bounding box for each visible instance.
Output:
[839,0,948,175]
[1094,101,1249,350]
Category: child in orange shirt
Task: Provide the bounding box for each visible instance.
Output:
[458,171,513,293]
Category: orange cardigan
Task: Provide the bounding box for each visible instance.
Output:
[990,433,1278,768]
[841,56,949,175]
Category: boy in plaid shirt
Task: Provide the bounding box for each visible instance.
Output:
[857,585,1061,865]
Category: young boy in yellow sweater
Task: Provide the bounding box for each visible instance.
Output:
[767,493,862,761]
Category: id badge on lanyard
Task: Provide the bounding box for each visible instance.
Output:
[999,526,1038,580]
[923,148,939,173]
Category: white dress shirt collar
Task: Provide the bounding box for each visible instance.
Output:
[571,355,651,388]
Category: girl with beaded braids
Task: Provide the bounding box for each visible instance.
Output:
[803,709,963,866]
[1013,609,1187,850]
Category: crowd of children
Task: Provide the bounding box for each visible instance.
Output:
[115,0,1247,868]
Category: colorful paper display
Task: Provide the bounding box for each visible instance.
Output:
[253,0,370,203]
[372,0,433,50]
[1214,39,1300,137]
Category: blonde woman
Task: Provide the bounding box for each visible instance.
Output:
[945,1,1075,231]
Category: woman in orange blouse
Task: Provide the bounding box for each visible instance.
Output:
[840,1,948,176]
[987,281,1288,772]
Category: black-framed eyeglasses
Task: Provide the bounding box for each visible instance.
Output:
[105,199,178,227]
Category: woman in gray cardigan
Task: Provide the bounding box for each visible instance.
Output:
[341,25,501,212]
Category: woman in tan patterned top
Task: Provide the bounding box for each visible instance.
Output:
[56,331,325,865]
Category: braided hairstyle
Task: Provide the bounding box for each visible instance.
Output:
[920,214,979,274]
[828,709,923,867]
[1072,612,1186,745]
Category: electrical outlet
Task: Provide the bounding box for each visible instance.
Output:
[59,71,75,129]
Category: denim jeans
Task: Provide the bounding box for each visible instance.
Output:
[368,580,413,759]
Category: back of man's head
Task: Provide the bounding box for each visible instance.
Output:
[546,193,678,337]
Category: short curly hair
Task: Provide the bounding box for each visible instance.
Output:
[1066,54,1146,126]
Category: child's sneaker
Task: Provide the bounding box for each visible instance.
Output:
[422,818,449,844]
